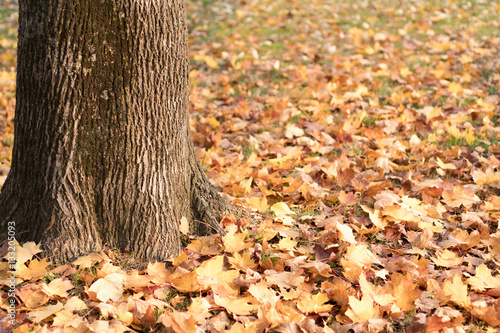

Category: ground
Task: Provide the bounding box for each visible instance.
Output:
[1,0,500,332]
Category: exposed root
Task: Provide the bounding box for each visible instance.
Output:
[191,174,245,236]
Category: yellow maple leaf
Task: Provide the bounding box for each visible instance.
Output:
[196,255,224,277]
[344,244,380,268]
[432,249,463,268]
[41,278,74,298]
[383,205,419,222]
[361,205,386,230]
[206,116,220,129]
[358,273,395,307]
[467,264,500,291]
[445,124,462,139]
[222,226,252,253]
[162,311,197,333]
[52,308,74,327]
[12,241,42,266]
[472,168,500,186]
[228,252,258,271]
[270,202,295,216]
[214,295,257,315]
[170,270,199,293]
[297,292,332,313]
[204,55,218,69]
[276,237,297,251]
[187,298,211,316]
[172,250,188,267]
[390,273,422,311]
[246,196,269,212]
[147,262,170,284]
[123,270,153,289]
[345,295,378,323]
[72,252,109,269]
[441,186,481,208]
[436,158,456,170]
[442,274,470,308]
[448,82,463,96]
[16,258,50,281]
[64,297,88,313]
[420,106,443,121]
[248,282,279,304]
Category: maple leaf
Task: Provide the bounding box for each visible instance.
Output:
[186,235,223,255]
[246,196,269,212]
[18,284,50,309]
[471,302,500,327]
[41,277,74,298]
[87,272,125,302]
[472,168,500,187]
[441,186,481,208]
[265,270,305,289]
[123,270,152,289]
[467,264,500,291]
[64,296,88,312]
[285,123,304,139]
[358,273,395,307]
[16,258,50,281]
[222,226,252,253]
[248,282,279,304]
[26,302,64,323]
[187,297,211,318]
[442,273,470,309]
[431,249,463,268]
[228,252,258,271]
[170,270,199,293]
[179,216,190,235]
[147,261,170,284]
[297,292,332,313]
[270,202,296,216]
[427,307,464,332]
[345,295,379,323]
[275,237,297,251]
[389,273,422,312]
[52,308,74,327]
[11,241,42,266]
[214,294,258,315]
[335,221,356,244]
[128,298,157,328]
[72,252,109,268]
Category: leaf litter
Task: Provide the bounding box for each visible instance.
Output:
[1,0,500,331]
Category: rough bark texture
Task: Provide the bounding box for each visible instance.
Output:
[0,0,239,263]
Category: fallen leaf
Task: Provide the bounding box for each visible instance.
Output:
[88,273,125,302]
[345,295,379,323]
[271,202,296,216]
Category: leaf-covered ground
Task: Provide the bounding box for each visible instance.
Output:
[1,0,500,332]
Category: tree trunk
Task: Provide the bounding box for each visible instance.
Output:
[0,0,238,263]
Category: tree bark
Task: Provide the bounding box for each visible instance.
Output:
[0,0,238,263]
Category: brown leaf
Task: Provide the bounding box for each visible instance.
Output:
[27,302,64,323]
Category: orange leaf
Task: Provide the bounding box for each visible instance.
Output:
[17,258,50,281]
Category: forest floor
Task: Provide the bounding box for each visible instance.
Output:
[1,0,500,332]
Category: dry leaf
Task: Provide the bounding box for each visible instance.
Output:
[88,273,125,302]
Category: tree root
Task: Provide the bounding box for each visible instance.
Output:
[190,173,245,236]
